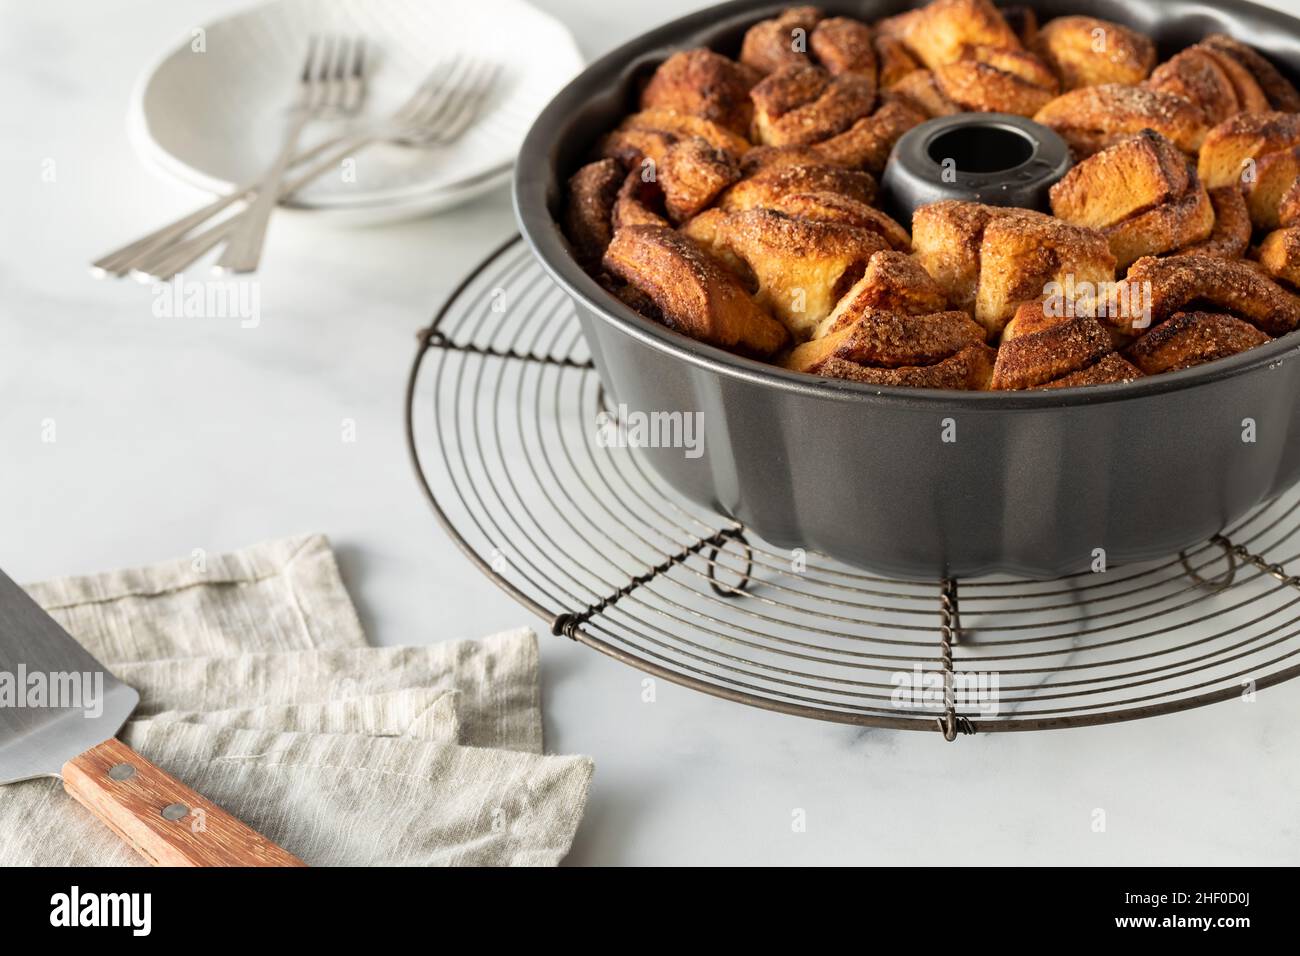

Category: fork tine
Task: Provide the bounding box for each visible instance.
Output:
[410,57,479,130]
[346,37,366,112]
[392,56,465,126]
[431,60,500,144]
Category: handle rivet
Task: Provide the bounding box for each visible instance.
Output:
[161,803,190,821]
[107,763,136,781]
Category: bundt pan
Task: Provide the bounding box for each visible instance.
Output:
[514,0,1300,579]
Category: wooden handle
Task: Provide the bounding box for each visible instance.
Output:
[62,738,305,867]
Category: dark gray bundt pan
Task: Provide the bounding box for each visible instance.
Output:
[514,0,1300,579]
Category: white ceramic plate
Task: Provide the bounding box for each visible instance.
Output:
[129,0,582,219]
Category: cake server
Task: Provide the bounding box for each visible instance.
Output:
[0,567,303,866]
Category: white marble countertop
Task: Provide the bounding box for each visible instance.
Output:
[4,0,1300,865]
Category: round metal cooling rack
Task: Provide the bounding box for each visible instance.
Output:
[406,235,1300,740]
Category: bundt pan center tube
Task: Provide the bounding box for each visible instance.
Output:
[882,113,1072,222]
[514,0,1300,579]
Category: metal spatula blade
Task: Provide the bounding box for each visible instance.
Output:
[0,568,138,784]
[0,565,302,865]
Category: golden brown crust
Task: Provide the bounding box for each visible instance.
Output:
[659,137,741,223]
[811,343,996,389]
[1049,130,1190,230]
[611,170,669,230]
[752,192,910,249]
[1200,34,1300,112]
[1256,227,1300,287]
[1145,48,1243,125]
[885,70,962,118]
[1198,111,1300,190]
[639,49,762,135]
[1031,16,1155,90]
[718,161,878,212]
[563,158,623,273]
[739,6,823,75]
[891,0,1022,72]
[784,307,984,372]
[911,201,1048,315]
[1193,42,1272,115]
[601,226,790,357]
[750,65,876,146]
[1124,310,1271,374]
[1245,146,1300,229]
[1112,254,1300,336]
[1182,186,1252,259]
[811,96,930,170]
[975,214,1116,335]
[1033,84,1209,158]
[681,207,891,336]
[874,34,922,88]
[1038,352,1143,388]
[816,251,948,336]
[1104,179,1215,270]
[990,301,1114,389]
[934,46,1058,116]
[598,109,752,170]
[1282,179,1300,228]
[810,17,876,80]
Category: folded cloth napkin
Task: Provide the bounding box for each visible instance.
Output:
[0,535,592,866]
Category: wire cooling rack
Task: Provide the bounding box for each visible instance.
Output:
[406,235,1300,739]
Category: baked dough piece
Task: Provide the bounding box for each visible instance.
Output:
[1245,146,1300,229]
[681,207,892,336]
[1282,179,1300,227]
[1109,254,1300,336]
[814,251,948,337]
[639,49,762,136]
[874,34,921,87]
[1200,34,1300,113]
[601,226,790,357]
[611,170,669,230]
[911,201,1115,336]
[975,215,1116,335]
[1033,84,1209,157]
[1182,186,1252,259]
[1198,112,1300,190]
[1145,47,1249,125]
[1124,310,1271,374]
[1040,352,1143,388]
[750,65,876,146]
[807,345,996,389]
[1104,180,1215,270]
[598,110,752,170]
[933,45,1058,116]
[810,96,930,170]
[1256,227,1300,286]
[1049,130,1189,230]
[718,161,878,211]
[739,6,823,75]
[748,192,911,249]
[659,137,741,223]
[1031,16,1155,90]
[810,17,877,80]
[911,201,1041,314]
[886,70,962,118]
[888,0,1022,72]
[784,307,985,372]
[563,159,624,273]
[989,301,1116,389]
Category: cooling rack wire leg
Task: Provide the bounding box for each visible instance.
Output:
[938,578,974,742]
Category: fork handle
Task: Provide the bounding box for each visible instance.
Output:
[214,110,313,274]
[63,738,305,867]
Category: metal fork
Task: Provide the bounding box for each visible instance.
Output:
[213,35,366,274]
[127,57,499,282]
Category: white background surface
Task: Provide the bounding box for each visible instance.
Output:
[3,0,1300,865]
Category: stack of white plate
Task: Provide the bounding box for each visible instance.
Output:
[129,0,585,225]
